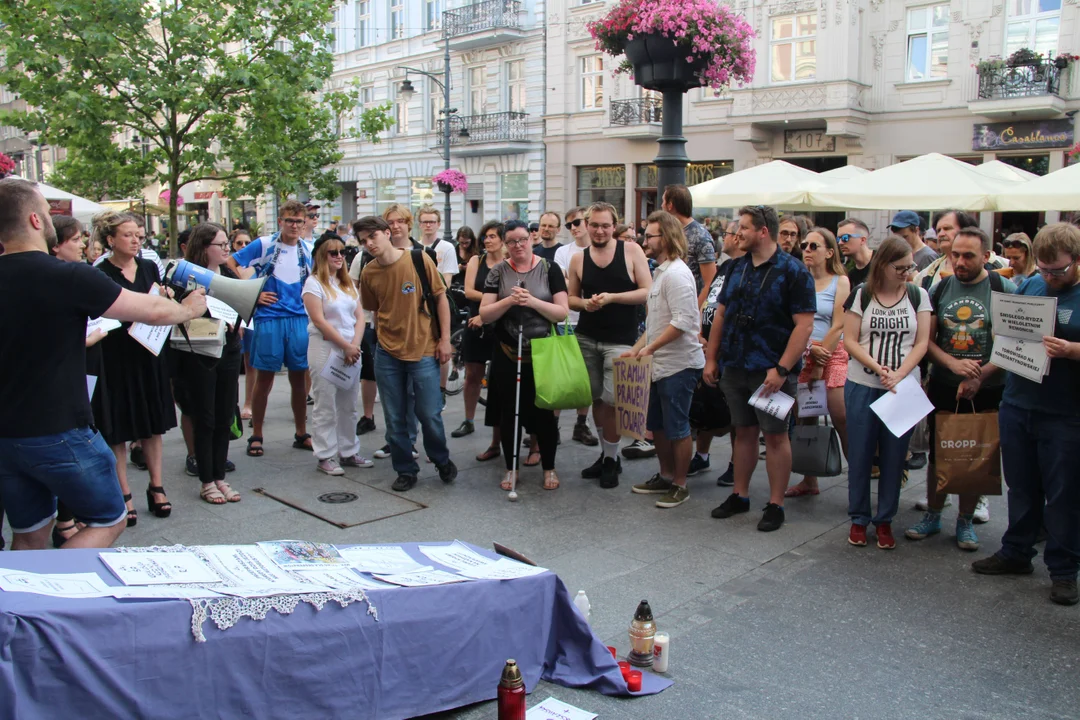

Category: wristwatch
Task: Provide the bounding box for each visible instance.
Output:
[774,364,790,377]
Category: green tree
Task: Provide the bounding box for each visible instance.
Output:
[0,0,393,253]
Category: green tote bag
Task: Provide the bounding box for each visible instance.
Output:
[531,321,592,410]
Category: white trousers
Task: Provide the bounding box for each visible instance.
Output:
[308,334,361,460]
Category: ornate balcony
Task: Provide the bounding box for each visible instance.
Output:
[437,111,532,156]
[604,98,663,139]
[969,61,1067,120]
[443,0,524,51]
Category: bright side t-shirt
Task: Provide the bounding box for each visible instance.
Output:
[846,286,932,389]
[359,249,443,362]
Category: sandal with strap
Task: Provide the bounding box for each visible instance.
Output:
[500,471,517,491]
[146,486,172,518]
[523,450,541,467]
[476,445,501,462]
[293,433,313,451]
[123,493,138,527]
[543,470,560,491]
[200,483,227,505]
[215,480,241,503]
[246,435,264,457]
[52,521,79,548]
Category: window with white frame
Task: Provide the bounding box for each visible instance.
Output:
[426,0,444,31]
[499,173,529,222]
[395,91,410,134]
[356,0,370,48]
[469,67,487,115]
[390,0,404,39]
[581,56,604,110]
[429,80,444,131]
[375,179,397,215]
[906,5,949,81]
[770,12,817,83]
[1005,0,1061,57]
[506,59,526,112]
[356,86,374,134]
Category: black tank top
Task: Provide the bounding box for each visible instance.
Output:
[469,254,495,316]
[576,240,639,345]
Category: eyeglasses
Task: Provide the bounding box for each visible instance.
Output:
[1038,263,1073,278]
[282,218,306,226]
[837,233,865,244]
[1002,240,1028,249]
[325,249,343,258]
[564,218,583,230]
[779,230,799,239]
[723,231,738,238]
[419,220,439,225]
[505,237,530,247]
[799,242,821,252]
[209,242,230,249]
[892,263,917,275]
[644,233,663,240]
[588,223,614,231]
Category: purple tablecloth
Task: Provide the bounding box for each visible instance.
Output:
[0,542,671,719]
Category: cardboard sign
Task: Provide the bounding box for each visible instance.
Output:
[613,356,652,441]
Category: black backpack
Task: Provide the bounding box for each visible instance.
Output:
[930,272,1006,313]
[856,282,922,312]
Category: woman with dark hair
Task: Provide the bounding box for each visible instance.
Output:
[50,216,86,263]
[452,220,505,460]
[615,224,635,243]
[94,211,177,523]
[454,226,478,287]
[85,235,105,264]
[843,236,931,549]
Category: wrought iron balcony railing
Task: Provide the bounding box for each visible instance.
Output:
[610,97,663,126]
[977,61,1063,100]
[438,111,528,145]
[443,0,521,39]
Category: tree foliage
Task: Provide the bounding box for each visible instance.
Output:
[0,0,392,251]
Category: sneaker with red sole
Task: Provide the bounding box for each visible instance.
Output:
[848,524,867,547]
[876,522,896,549]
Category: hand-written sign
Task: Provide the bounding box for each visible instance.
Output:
[613,356,652,441]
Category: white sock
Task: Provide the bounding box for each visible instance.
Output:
[696,452,709,461]
[602,438,620,458]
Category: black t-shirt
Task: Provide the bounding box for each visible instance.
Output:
[845,253,873,289]
[0,252,123,437]
[533,243,562,263]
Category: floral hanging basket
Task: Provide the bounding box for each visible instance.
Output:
[432,169,467,194]
[624,35,710,91]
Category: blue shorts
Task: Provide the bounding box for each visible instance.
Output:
[241,325,255,356]
[251,316,309,372]
[0,427,127,532]
[646,368,702,441]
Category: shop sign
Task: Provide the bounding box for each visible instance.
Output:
[193,191,217,200]
[972,120,1074,151]
[47,199,72,216]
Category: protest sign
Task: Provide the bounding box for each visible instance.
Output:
[613,356,651,441]
[989,291,1055,382]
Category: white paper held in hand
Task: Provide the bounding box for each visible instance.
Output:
[320,350,361,390]
[748,384,796,420]
[205,296,239,326]
[86,316,121,338]
[127,287,171,356]
[989,336,1049,383]
[796,381,828,417]
[869,375,934,438]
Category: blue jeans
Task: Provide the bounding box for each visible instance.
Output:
[997,402,1080,580]
[374,347,450,476]
[845,381,915,526]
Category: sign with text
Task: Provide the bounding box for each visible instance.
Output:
[47,199,72,216]
[784,129,836,154]
[972,119,1074,151]
[613,356,652,441]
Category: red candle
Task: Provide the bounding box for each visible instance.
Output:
[607,646,618,658]
[618,661,630,680]
[627,671,642,692]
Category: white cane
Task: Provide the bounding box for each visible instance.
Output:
[508,328,524,502]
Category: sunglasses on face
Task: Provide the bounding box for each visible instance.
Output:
[1002,240,1028,249]
[799,242,821,252]
[325,249,343,258]
[1038,263,1073,277]
[307,213,318,219]
[564,218,583,230]
[837,233,865,244]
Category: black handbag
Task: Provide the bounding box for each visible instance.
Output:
[791,419,843,477]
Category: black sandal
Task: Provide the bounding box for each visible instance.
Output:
[123,493,138,527]
[52,521,79,549]
[476,445,501,462]
[146,486,172,518]
[247,435,264,457]
[292,433,313,451]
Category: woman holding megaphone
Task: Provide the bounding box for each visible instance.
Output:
[172,223,244,504]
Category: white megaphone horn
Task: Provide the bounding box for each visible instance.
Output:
[165,259,266,324]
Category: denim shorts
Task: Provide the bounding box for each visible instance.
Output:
[0,427,127,532]
[646,368,702,440]
[251,316,309,372]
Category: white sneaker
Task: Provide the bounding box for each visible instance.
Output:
[915,497,952,511]
[317,458,345,476]
[973,496,990,524]
[373,444,419,459]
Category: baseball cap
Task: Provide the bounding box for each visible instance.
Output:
[529,223,539,232]
[924,227,937,239]
[305,202,321,211]
[888,210,921,231]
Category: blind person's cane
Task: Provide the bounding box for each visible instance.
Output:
[508,326,524,502]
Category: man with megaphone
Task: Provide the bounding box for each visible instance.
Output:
[226,200,316,457]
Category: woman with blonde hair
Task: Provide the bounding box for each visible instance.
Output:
[1002,232,1036,281]
[787,227,852,498]
[94,211,177,524]
[302,234,369,475]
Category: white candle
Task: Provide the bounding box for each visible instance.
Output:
[652,631,669,673]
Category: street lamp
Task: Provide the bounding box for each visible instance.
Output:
[131,135,149,231]
[397,26,458,246]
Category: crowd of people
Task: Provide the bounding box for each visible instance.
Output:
[1,174,1078,608]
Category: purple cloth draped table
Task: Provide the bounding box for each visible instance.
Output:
[0,542,671,719]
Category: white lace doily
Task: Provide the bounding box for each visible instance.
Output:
[114,544,379,642]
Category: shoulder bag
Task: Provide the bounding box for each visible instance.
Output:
[791,416,844,477]
[531,319,592,410]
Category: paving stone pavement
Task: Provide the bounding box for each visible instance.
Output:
[10,379,1079,719]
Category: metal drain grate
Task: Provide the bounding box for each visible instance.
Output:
[318,492,358,504]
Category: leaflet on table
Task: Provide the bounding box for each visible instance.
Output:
[0,570,114,598]
[748,384,795,420]
[418,540,497,572]
[256,540,348,569]
[99,551,222,586]
[526,697,597,720]
[869,375,934,438]
[373,569,474,587]
[198,544,309,588]
[212,583,334,598]
[128,286,172,356]
[320,350,362,391]
[337,545,431,575]
[458,557,549,581]
[205,296,239,326]
[111,585,225,600]
[795,382,828,417]
[991,291,1056,343]
[86,316,122,338]
[293,568,399,591]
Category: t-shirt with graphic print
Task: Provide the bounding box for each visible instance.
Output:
[682,219,717,295]
[930,274,1016,388]
[232,234,314,320]
[845,285,932,389]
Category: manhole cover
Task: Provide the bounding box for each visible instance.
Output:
[318,492,358,504]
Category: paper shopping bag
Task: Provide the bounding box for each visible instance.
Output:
[934,410,1002,496]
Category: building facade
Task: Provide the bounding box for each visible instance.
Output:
[544,0,1080,241]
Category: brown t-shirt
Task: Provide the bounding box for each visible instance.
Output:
[360,249,444,361]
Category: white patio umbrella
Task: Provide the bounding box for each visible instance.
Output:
[994,162,1080,212]
[9,175,110,223]
[690,160,825,210]
[819,165,871,181]
[974,159,1040,182]
[810,153,1022,211]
